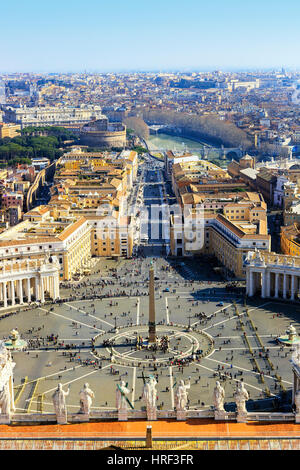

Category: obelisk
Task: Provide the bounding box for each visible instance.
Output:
[148,261,156,343]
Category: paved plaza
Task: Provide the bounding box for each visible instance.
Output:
[0,256,298,416]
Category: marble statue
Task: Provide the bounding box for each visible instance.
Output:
[0,382,11,416]
[116,380,130,411]
[0,341,9,365]
[143,376,157,410]
[79,383,94,414]
[175,379,191,411]
[295,390,300,415]
[234,382,249,415]
[292,343,300,367]
[52,383,70,422]
[213,381,225,412]
[0,341,16,422]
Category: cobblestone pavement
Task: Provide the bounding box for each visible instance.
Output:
[0,256,298,415]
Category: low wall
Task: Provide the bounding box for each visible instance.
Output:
[5,410,297,425]
[26,161,56,211]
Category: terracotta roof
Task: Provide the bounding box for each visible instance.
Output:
[57,217,88,241]
[0,237,58,247]
[0,420,298,441]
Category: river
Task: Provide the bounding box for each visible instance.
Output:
[146,133,226,166]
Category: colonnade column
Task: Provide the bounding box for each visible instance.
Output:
[40,277,45,303]
[18,279,23,304]
[261,272,266,298]
[274,273,279,298]
[27,278,31,303]
[35,277,40,302]
[291,275,296,301]
[266,271,271,298]
[3,282,7,308]
[283,273,287,299]
[11,280,15,306]
[54,275,60,300]
[248,270,254,296]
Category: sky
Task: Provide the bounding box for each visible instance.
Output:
[1,0,300,72]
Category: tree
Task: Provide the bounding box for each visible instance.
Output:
[123,117,149,140]
[141,109,252,149]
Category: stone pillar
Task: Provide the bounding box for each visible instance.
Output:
[40,277,45,303]
[261,272,266,298]
[146,405,157,421]
[146,425,153,448]
[54,276,60,300]
[248,271,253,296]
[19,279,23,304]
[148,264,156,341]
[3,282,7,308]
[11,281,15,306]
[283,273,287,299]
[34,277,40,301]
[275,272,279,298]
[266,271,271,298]
[176,409,187,421]
[27,278,31,303]
[118,407,128,421]
[291,275,296,301]
[49,276,53,299]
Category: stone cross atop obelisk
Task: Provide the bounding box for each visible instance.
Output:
[148,261,156,343]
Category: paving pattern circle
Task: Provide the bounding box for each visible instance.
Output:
[93,324,214,366]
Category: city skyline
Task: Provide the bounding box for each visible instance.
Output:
[1,0,300,72]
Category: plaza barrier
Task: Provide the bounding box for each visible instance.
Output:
[247,412,295,422]
[186,410,214,419]
[7,409,297,425]
[157,411,176,419]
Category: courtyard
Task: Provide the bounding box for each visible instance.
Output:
[0,256,298,416]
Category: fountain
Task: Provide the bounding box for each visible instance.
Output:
[4,329,27,351]
[277,324,300,346]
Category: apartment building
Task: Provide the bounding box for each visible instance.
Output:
[0,207,92,281]
[0,123,21,138]
[169,157,270,278]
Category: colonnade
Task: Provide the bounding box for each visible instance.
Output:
[0,258,60,309]
[247,269,300,300]
[245,250,300,301]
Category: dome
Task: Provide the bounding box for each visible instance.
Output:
[240,154,253,161]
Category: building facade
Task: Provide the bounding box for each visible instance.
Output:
[246,250,300,301]
[0,256,60,308]
[4,105,103,128]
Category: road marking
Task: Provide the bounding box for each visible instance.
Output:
[169,366,174,409]
[38,307,104,332]
[191,304,234,327]
[136,298,140,325]
[190,362,276,396]
[24,364,83,385]
[165,297,170,324]
[42,364,111,396]
[202,312,246,331]
[206,357,292,385]
[65,302,113,328]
